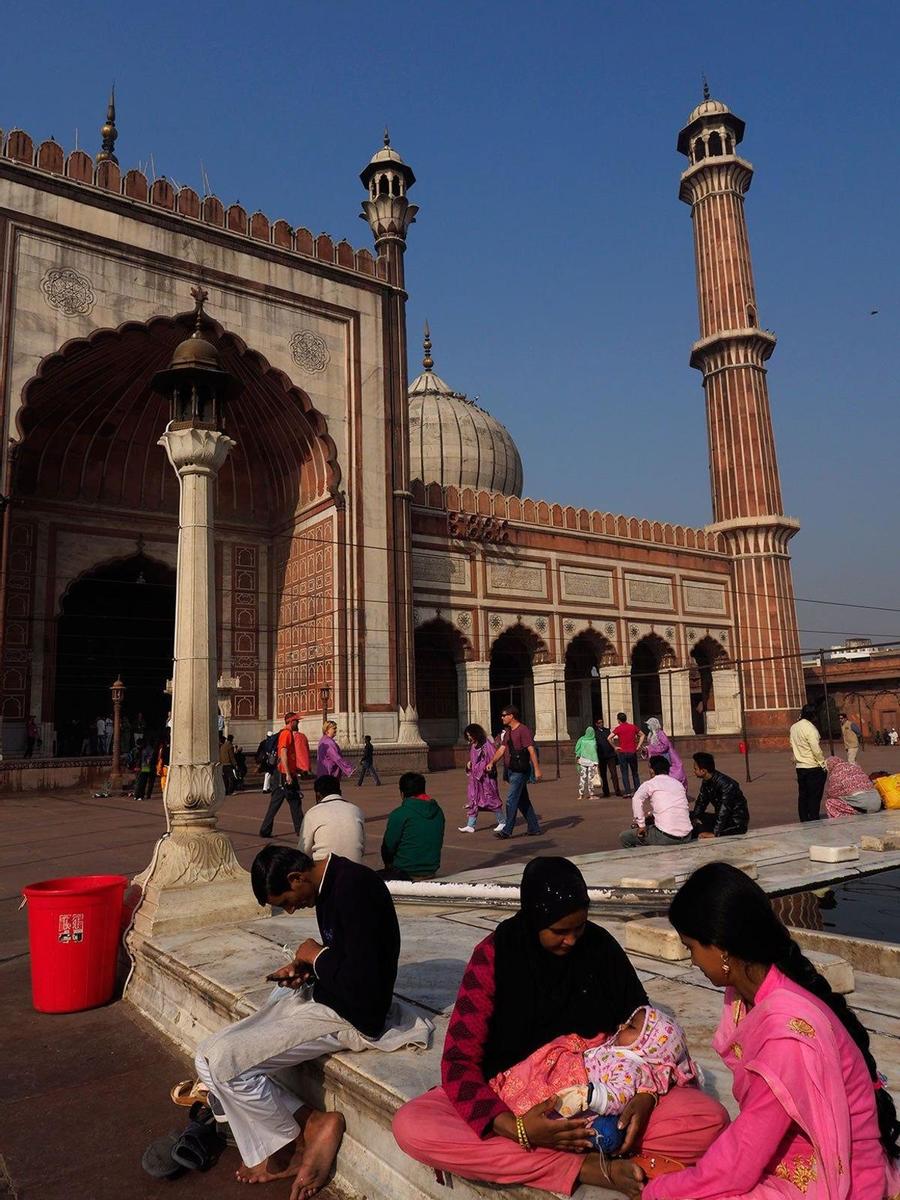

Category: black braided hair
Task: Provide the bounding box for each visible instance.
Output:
[669,862,899,1160]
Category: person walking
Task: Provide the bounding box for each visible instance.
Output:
[219,733,238,795]
[259,713,305,839]
[255,730,275,791]
[839,712,861,764]
[490,706,542,839]
[573,726,599,800]
[690,752,749,837]
[133,737,156,800]
[355,734,382,786]
[643,717,687,787]
[317,720,354,779]
[593,719,621,797]
[619,756,693,848]
[609,712,645,796]
[460,723,502,832]
[790,703,827,822]
[299,775,366,863]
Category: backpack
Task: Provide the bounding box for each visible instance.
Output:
[264,732,279,769]
[506,729,532,774]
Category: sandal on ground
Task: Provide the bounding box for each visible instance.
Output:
[170,1078,209,1107]
[170,1108,226,1172]
[631,1152,685,1178]
[141,1131,186,1179]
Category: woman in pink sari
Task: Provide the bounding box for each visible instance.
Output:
[643,862,900,1199]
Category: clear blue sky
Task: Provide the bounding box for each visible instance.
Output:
[3,0,898,648]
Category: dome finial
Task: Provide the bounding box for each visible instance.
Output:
[97,83,119,164]
[423,320,434,371]
[190,284,209,337]
[384,125,391,147]
[702,73,710,101]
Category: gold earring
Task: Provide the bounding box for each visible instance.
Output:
[722,955,731,975]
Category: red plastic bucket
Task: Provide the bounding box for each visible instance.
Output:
[22,874,128,1013]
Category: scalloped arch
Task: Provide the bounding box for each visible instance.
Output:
[14,313,340,524]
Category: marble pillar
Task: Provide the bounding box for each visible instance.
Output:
[131,426,262,939]
[532,663,567,743]
[459,661,491,735]
[705,667,742,734]
[598,665,632,724]
[661,667,695,738]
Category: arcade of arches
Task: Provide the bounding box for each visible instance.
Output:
[3,316,343,754]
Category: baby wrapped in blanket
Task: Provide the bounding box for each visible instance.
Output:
[490,1005,700,1154]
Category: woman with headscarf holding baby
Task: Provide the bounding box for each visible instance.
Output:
[393,856,728,1196]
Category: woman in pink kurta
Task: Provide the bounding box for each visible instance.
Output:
[460,724,502,832]
[644,861,900,1199]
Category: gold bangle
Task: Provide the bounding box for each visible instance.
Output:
[515,1115,533,1151]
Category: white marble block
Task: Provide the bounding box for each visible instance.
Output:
[805,950,855,995]
[808,844,860,863]
[624,917,690,961]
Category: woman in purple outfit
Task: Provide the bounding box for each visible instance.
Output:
[316,720,354,779]
[643,718,687,787]
[459,724,503,832]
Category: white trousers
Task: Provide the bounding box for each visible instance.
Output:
[195,1028,344,1167]
[846,747,858,764]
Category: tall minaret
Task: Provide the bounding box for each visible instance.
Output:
[678,90,804,738]
[360,131,424,745]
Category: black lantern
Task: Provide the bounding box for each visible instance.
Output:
[152,286,238,431]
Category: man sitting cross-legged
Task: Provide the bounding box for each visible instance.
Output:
[194,847,431,1197]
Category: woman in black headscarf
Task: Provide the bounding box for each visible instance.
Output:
[394,857,728,1196]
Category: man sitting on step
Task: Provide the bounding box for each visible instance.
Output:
[194,847,431,1197]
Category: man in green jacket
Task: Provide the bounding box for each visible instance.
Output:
[380,772,446,880]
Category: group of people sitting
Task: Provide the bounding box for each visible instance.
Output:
[185,848,899,1198]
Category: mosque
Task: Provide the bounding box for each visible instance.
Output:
[0,89,804,768]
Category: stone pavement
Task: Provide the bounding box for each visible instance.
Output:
[2,746,898,1199]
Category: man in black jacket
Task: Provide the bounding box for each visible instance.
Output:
[194,849,430,1194]
[690,751,750,837]
[593,718,622,797]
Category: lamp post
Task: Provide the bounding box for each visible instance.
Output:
[130,287,261,942]
[110,677,125,787]
[320,686,331,724]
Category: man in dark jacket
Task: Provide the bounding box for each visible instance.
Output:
[593,718,622,797]
[194,848,429,1192]
[690,751,749,837]
[380,772,445,879]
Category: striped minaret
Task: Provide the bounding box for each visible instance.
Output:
[678,91,804,739]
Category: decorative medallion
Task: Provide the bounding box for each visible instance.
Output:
[534,617,547,633]
[41,267,95,316]
[629,624,639,639]
[455,611,472,631]
[564,619,576,636]
[605,623,616,637]
[665,627,675,640]
[787,1018,816,1039]
[290,330,329,373]
[489,614,503,632]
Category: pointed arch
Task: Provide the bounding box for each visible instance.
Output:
[631,633,677,727]
[489,621,547,731]
[414,618,472,746]
[689,635,730,734]
[564,628,617,737]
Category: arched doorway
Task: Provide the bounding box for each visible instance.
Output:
[489,625,542,733]
[564,630,615,738]
[9,311,340,747]
[631,634,675,728]
[54,555,175,754]
[414,619,469,745]
[690,636,728,734]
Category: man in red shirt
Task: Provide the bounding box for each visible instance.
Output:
[259,712,307,838]
[609,711,645,797]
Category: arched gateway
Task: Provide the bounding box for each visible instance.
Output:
[6,314,340,751]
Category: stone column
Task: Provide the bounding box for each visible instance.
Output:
[661,667,695,738]
[110,677,125,787]
[598,665,632,724]
[131,427,261,939]
[705,666,741,734]
[459,660,491,735]
[532,663,567,744]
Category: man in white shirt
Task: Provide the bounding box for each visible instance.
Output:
[789,703,826,822]
[619,755,693,847]
[298,775,366,863]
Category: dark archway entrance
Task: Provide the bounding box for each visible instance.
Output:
[564,631,614,738]
[631,634,675,728]
[414,619,469,745]
[54,554,175,754]
[690,636,727,734]
[489,627,538,733]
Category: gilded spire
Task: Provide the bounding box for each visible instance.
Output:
[97,85,119,164]
[422,320,433,371]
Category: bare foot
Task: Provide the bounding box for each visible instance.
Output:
[290,1111,345,1200]
[235,1135,304,1184]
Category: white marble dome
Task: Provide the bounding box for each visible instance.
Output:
[408,328,524,498]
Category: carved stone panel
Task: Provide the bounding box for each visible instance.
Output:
[624,573,673,609]
[683,581,727,614]
[486,559,546,597]
[412,549,470,591]
[560,568,613,604]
